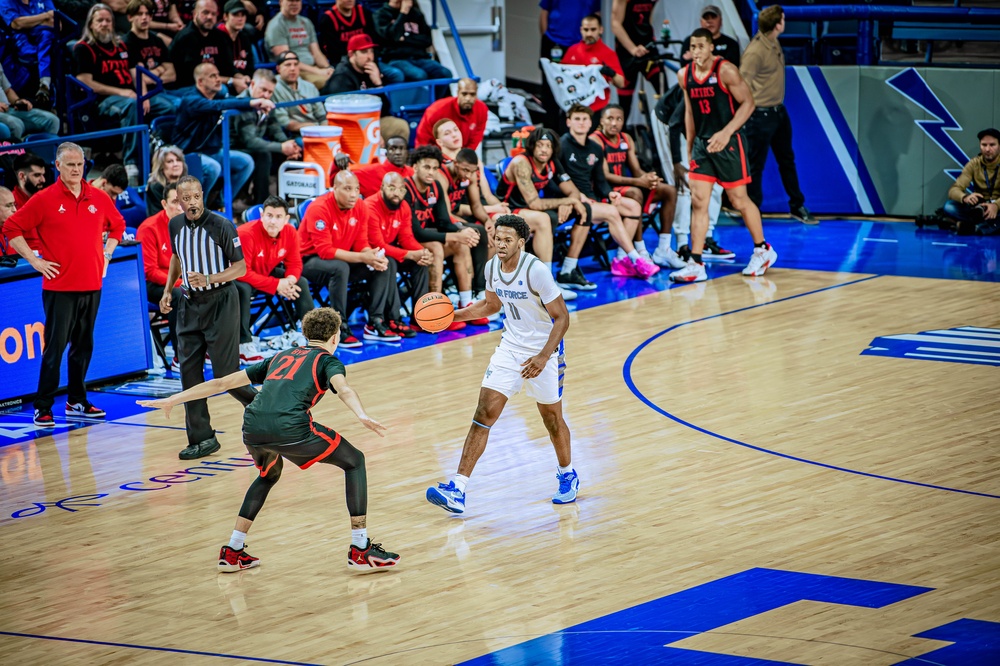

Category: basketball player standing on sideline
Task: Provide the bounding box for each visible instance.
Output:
[138,307,400,571]
[426,214,578,514]
[670,28,777,283]
[161,176,258,459]
[610,0,662,125]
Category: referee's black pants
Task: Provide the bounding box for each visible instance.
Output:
[301,257,394,323]
[176,284,257,446]
[35,290,101,411]
[745,104,806,212]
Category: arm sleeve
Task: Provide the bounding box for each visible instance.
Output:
[948,162,975,202]
[406,198,446,243]
[396,205,424,252]
[136,223,168,284]
[216,216,245,263]
[433,191,460,232]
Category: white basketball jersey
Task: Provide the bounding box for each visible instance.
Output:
[485,252,563,355]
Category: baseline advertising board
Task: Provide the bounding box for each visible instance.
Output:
[0,246,151,407]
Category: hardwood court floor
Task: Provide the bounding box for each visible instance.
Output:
[1,268,998,664]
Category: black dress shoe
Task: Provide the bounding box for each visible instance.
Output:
[179,436,221,460]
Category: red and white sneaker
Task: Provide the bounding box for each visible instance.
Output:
[741,243,778,277]
[669,259,708,283]
[461,304,490,326]
[348,539,400,571]
[218,545,260,572]
[340,326,363,348]
[66,402,106,418]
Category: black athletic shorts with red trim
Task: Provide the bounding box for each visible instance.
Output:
[688,131,751,189]
[243,422,343,472]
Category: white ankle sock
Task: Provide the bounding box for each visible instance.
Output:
[453,474,469,493]
[459,290,472,307]
[557,464,573,475]
[351,528,368,548]
[228,530,247,550]
[635,240,647,254]
[627,250,640,260]
[562,257,578,273]
[617,248,627,259]
[658,234,671,250]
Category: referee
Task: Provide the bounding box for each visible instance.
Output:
[160,176,257,460]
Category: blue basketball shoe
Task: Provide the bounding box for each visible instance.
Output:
[552,469,580,504]
[426,481,466,514]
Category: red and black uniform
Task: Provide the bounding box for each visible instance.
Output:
[615,0,662,94]
[440,165,472,214]
[4,179,125,412]
[495,156,590,227]
[299,193,394,327]
[437,166,489,292]
[236,219,314,344]
[73,39,134,99]
[363,193,429,320]
[318,3,376,65]
[686,56,750,188]
[403,177,460,243]
[590,129,631,179]
[137,210,184,351]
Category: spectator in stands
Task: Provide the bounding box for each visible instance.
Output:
[265,0,334,88]
[219,0,254,92]
[125,0,180,110]
[235,195,314,361]
[323,33,396,113]
[494,127,587,298]
[741,5,816,224]
[0,62,60,139]
[0,0,56,107]
[560,14,624,115]
[241,0,265,31]
[233,69,302,205]
[538,0,600,129]
[91,164,130,198]
[592,104,683,268]
[0,186,15,256]
[373,0,451,96]
[5,142,125,427]
[106,0,131,34]
[147,145,192,215]
[1,154,45,253]
[342,132,412,198]
[318,0,403,89]
[175,62,268,201]
[560,104,663,278]
[403,145,483,327]
[271,50,328,138]
[169,0,236,90]
[299,170,399,346]
[681,5,741,66]
[75,4,175,178]
[137,180,184,359]
[944,128,1000,229]
[363,171,432,338]
[148,0,184,44]
[414,78,488,150]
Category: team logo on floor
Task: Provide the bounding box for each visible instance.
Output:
[862,326,1000,366]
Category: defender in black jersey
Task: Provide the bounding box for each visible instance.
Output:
[138,308,400,572]
[673,28,776,283]
[611,0,663,122]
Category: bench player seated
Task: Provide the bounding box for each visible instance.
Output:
[404,145,486,328]
[560,104,660,279]
[434,119,510,218]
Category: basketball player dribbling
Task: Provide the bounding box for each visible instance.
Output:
[426,215,579,514]
[670,27,778,283]
[138,308,400,572]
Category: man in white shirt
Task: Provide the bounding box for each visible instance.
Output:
[426,214,580,515]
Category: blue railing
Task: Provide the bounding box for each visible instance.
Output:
[0,126,152,182]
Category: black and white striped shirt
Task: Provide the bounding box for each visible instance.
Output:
[168,210,244,293]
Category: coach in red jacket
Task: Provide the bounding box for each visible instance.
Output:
[363,172,432,337]
[5,143,126,427]
[136,181,185,358]
[235,196,315,348]
[414,78,488,150]
[299,170,397,346]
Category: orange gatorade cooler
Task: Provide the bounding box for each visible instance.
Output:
[300,125,344,188]
[325,94,382,165]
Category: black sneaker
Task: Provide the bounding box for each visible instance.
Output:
[556,267,597,291]
[34,408,55,428]
[703,237,736,261]
[791,206,818,225]
[340,325,363,349]
[363,318,402,342]
[677,244,692,262]
[388,319,417,339]
[179,436,221,460]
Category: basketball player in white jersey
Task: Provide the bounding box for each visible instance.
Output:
[426,215,579,514]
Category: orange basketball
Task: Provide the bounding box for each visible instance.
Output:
[413,292,455,333]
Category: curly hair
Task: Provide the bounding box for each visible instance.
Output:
[408,144,444,167]
[524,126,561,163]
[302,308,343,342]
[494,214,530,241]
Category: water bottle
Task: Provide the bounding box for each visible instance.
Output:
[367,247,385,271]
[660,20,671,42]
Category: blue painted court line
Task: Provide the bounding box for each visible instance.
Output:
[0,631,323,665]
[1,412,192,431]
[622,275,1000,501]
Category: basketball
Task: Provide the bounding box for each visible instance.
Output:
[413,292,455,333]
